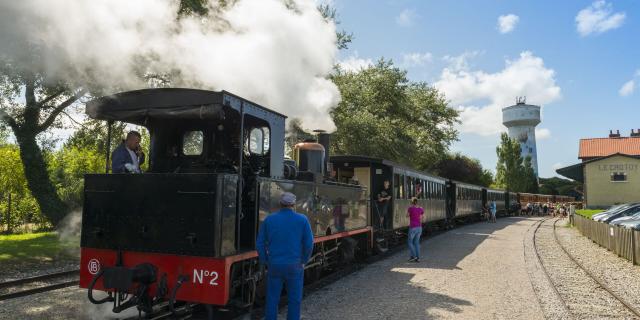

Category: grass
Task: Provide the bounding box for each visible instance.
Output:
[576,209,604,219]
[0,232,78,263]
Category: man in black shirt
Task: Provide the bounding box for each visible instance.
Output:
[376,180,392,229]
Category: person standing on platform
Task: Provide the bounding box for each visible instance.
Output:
[407,198,424,262]
[256,192,314,320]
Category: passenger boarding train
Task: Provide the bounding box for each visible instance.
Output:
[78,88,573,318]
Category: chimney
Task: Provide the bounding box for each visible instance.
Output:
[632,129,640,137]
[313,129,331,177]
[609,130,621,138]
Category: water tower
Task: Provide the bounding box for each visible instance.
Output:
[502,97,541,176]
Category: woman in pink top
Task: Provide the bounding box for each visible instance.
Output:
[406,198,424,262]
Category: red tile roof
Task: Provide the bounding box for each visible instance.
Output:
[579,137,640,159]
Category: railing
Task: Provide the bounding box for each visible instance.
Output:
[573,214,639,265]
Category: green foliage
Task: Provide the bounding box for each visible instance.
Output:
[49,146,105,209]
[0,144,45,233]
[432,153,494,187]
[330,59,459,170]
[576,209,603,219]
[0,232,77,262]
[178,0,210,16]
[317,4,353,50]
[539,176,582,196]
[65,120,127,156]
[494,133,538,192]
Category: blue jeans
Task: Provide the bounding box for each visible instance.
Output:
[265,263,304,320]
[408,227,422,259]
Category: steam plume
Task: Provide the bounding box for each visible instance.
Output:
[0,0,340,129]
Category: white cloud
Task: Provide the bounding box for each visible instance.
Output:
[576,1,626,36]
[536,128,551,140]
[619,80,635,96]
[396,9,416,27]
[401,52,432,67]
[552,162,565,171]
[338,52,373,72]
[442,51,481,71]
[434,51,561,136]
[497,14,519,34]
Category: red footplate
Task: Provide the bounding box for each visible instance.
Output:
[80,248,243,306]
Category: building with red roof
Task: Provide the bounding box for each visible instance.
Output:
[557,130,640,208]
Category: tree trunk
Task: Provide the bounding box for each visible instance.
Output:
[14,130,68,227]
[5,193,11,234]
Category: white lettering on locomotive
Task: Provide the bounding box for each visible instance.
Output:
[193,269,219,286]
[88,259,101,275]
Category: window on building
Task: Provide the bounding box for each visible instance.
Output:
[611,172,627,182]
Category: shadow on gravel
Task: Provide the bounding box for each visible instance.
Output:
[298,263,472,320]
[420,217,530,270]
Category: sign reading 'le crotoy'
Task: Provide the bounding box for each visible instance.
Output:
[597,163,639,171]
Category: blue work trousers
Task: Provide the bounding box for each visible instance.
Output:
[265,263,304,320]
[408,227,422,259]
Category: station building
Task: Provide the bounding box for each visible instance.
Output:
[557,130,640,208]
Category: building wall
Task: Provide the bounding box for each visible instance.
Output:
[584,155,640,208]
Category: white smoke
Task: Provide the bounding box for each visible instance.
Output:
[83,300,141,320]
[57,210,82,257]
[0,0,341,129]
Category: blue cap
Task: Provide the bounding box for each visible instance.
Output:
[280,192,297,206]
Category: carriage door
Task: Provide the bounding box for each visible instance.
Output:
[446,181,456,220]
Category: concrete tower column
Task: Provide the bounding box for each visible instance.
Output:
[502,99,541,176]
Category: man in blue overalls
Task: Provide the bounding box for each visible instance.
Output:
[256,192,314,320]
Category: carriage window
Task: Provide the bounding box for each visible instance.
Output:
[394,174,405,199]
[183,131,203,156]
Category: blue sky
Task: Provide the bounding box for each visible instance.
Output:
[332,0,640,178]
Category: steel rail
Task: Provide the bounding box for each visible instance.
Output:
[530,217,572,316]
[0,280,79,301]
[552,218,640,318]
[0,269,79,289]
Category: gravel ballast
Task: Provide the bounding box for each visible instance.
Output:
[289,217,544,319]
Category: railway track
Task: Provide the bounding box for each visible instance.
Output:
[0,269,79,302]
[532,217,640,319]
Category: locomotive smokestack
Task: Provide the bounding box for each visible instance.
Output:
[314,130,331,177]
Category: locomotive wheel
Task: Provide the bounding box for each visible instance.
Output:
[373,237,388,254]
[338,238,357,264]
[304,266,321,284]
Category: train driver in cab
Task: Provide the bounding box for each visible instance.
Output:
[111,131,145,173]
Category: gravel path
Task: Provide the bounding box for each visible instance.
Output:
[530,217,640,319]
[292,217,543,319]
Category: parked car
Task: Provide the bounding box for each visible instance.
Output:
[600,204,640,224]
[618,218,640,230]
[610,211,640,226]
[593,203,635,222]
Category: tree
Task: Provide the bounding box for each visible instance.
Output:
[494,133,538,192]
[432,153,493,187]
[318,4,353,50]
[330,60,459,170]
[0,1,205,227]
[539,177,582,196]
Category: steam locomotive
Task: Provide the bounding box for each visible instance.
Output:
[78,88,573,317]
